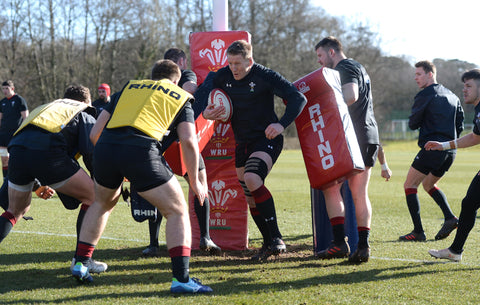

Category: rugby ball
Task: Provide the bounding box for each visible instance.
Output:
[208,88,233,122]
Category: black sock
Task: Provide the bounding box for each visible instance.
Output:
[250,207,272,245]
[330,217,345,244]
[332,224,345,244]
[252,186,282,239]
[358,227,370,249]
[405,189,424,233]
[0,212,14,243]
[428,187,455,220]
[148,217,162,247]
[171,256,190,282]
[194,196,209,239]
[76,205,88,240]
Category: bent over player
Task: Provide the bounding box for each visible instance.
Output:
[72,59,212,293]
[203,40,307,261]
[400,60,464,242]
[427,69,480,261]
[0,86,103,274]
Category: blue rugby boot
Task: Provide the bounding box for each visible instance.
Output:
[72,262,93,283]
[170,277,213,294]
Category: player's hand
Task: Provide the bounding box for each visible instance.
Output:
[202,103,226,121]
[265,123,284,140]
[381,168,392,181]
[191,179,208,205]
[424,141,442,151]
[35,185,55,200]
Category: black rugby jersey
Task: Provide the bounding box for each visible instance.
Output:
[0,94,28,133]
[409,83,464,147]
[213,63,306,143]
[335,59,379,146]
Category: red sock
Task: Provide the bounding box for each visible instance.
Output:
[76,242,95,259]
[168,246,191,258]
[330,216,345,226]
[1,211,16,225]
[405,188,417,196]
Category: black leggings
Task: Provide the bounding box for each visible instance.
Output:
[450,172,480,253]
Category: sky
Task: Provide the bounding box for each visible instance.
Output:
[314,0,480,67]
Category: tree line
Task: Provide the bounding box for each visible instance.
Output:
[1,0,477,138]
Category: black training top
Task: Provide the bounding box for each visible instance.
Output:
[409,83,464,147]
[0,94,28,133]
[213,63,306,143]
[179,69,197,88]
[472,103,480,136]
[92,98,109,118]
[335,58,379,145]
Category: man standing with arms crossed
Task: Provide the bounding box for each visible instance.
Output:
[400,60,463,242]
[314,36,380,263]
[0,81,28,190]
[427,69,480,261]
[203,40,307,261]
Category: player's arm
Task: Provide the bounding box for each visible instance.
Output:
[21,110,29,121]
[0,113,2,128]
[377,145,392,181]
[177,120,207,204]
[425,132,480,151]
[341,82,359,106]
[182,81,198,95]
[78,113,97,173]
[272,72,307,139]
[90,110,110,145]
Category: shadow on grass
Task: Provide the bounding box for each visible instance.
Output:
[2,243,480,302]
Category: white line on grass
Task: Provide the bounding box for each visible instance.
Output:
[8,230,480,266]
[10,230,166,244]
[371,255,480,267]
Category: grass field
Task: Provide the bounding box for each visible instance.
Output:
[1,140,480,304]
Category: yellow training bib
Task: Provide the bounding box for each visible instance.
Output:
[14,99,89,135]
[107,79,192,141]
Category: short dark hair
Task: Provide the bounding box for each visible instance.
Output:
[163,48,186,64]
[462,69,480,83]
[151,59,181,81]
[415,60,436,75]
[63,85,91,103]
[2,80,14,88]
[315,36,343,53]
[227,40,252,59]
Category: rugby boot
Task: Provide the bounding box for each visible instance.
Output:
[316,237,350,259]
[435,217,458,240]
[399,231,426,241]
[170,277,213,294]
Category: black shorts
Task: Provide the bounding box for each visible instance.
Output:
[93,142,174,192]
[412,148,455,177]
[235,135,283,168]
[359,143,379,167]
[8,146,81,186]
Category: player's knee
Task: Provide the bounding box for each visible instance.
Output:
[244,157,269,182]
